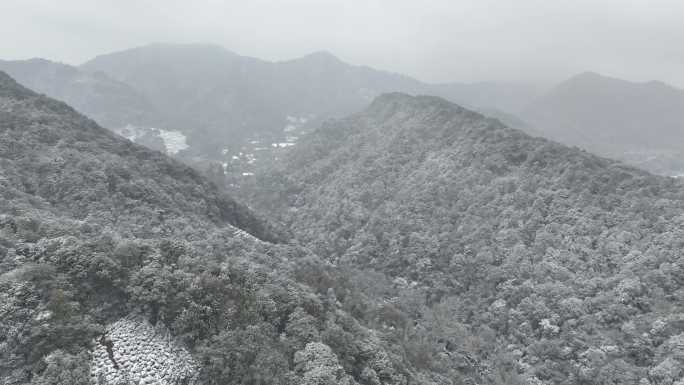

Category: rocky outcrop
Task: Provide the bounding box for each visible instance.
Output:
[90,316,197,385]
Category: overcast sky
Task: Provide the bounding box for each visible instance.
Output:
[1,0,683,87]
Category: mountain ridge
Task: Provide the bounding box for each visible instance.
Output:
[246,92,684,384]
[0,57,161,130]
[78,43,538,156]
[0,70,281,243]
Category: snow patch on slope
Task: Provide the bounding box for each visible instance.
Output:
[90,316,197,385]
[157,129,189,154]
[116,124,145,142]
[114,125,188,155]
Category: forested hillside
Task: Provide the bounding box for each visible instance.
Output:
[3,67,683,384]
[0,73,455,385]
[248,93,684,384]
[0,58,160,130]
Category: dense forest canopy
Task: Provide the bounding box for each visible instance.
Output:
[0,72,456,385]
[1,67,683,384]
[3,0,684,382]
[246,93,684,384]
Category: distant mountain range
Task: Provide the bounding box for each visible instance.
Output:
[3,44,684,176]
[1,44,538,160]
[0,57,160,129]
[522,72,684,176]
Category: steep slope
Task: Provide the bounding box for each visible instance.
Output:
[0,73,431,385]
[0,58,189,156]
[81,44,535,162]
[250,93,684,384]
[522,72,684,175]
[83,44,275,153]
[0,58,160,130]
[0,70,278,242]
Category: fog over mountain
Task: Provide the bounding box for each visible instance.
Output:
[8,44,684,178]
[81,44,535,154]
[0,44,537,173]
[0,58,160,129]
[522,72,684,176]
[3,0,684,88]
[1,2,683,385]
[7,43,684,178]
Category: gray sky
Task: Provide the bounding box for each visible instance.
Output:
[1,0,683,87]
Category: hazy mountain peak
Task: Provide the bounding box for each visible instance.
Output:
[305,50,339,59]
[561,70,682,91]
[523,70,684,175]
[82,42,243,72]
[370,92,455,107]
[558,71,625,88]
[0,59,159,129]
[144,42,227,50]
[367,91,417,107]
[644,80,681,91]
[288,50,345,66]
[0,70,33,97]
[366,92,474,122]
[72,44,540,159]
[149,42,240,57]
[22,57,53,65]
[570,70,603,79]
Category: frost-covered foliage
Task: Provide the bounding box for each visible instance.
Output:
[293,342,355,385]
[90,316,197,384]
[0,71,280,243]
[0,73,422,385]
[247,93,684,384]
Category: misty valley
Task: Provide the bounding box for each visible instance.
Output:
[1,15,684,385]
